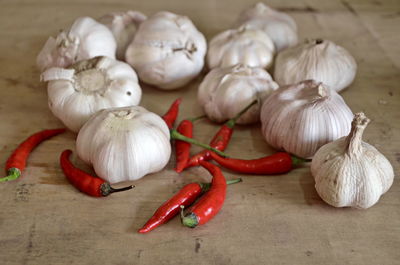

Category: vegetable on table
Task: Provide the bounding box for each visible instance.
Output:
[174,115,205,173]
[181,161,228,228]
[210,151,309,174]
[1,128,66,182]
[311,112,394,209]
[60,150,134,197]
[138,178,242,233]
[162,98,182,129]
[186,99,257,168]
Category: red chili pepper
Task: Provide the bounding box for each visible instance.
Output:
[60,150,134,197]
[181,161,228,228]
[162,98,182,129]
[210,152,309,174]
[139,178,241,233]
[1,128,66,182]
[175,119,193,173]
[186,100,257,168]
[174,115,205,173]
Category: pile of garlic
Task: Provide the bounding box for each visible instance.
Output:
[207,2,297,70]
[34,4,394,211]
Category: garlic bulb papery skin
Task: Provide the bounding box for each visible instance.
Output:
[99,11,147,60]
[311,113,394,209]
[37,17,117,71]
[234,2,298,52]
[274,39,357,92]
[207,26,275,69]
[76,106,171,184]
[260,80,354,158]
[41,56,142,133]
[125,11,207,89]
[198,64,278,124]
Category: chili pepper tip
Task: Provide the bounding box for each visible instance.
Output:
[0,168,21,182]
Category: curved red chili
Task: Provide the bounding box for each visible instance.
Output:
[210,152,309,174]
[186,100,257,168]
[139,178,241,233]
[1,128,66,182]
[162,98,182,129]
[181,161,227,228]
[60,150,134,197]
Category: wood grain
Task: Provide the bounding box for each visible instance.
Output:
[0,0,399,264]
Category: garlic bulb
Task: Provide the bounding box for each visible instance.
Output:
[234,2,298,52]
[37,17,117,71]
[99,11,147,60]
[41,56,141,132]
[125,11,207,89]
[311,113,394,209]
[198,64,278,124]
[76,106,171,184]
[274,39,357,92]
[260,80,354,158]
[207,26,275,69]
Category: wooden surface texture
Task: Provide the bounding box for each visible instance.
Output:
[0,0,399,264]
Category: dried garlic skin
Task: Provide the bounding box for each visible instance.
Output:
[99,11,147,60]
[274,39,357,92]
[311,113,394,209]
[198,64,278,124]
[125,11,206,89]
[234,2,298,52]
[260,80,354,158]
[76,106,171,184]
[37,17,117,71]
[207,26,275,69]
[41,56,141,132]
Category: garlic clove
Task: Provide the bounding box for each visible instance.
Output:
[311,113,394,209]
[198,64,278,124]
[76,106,171,184]
[125,11,207,89]
[260,80,354,158]
[99,10,147,60]
[43,56,141,132]
[207,26,275,69]
[37,17,117,71]
[234,2,298,52]
[274,39,357,92]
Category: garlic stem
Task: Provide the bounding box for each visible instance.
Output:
[346,112,370,157]
[170,129,228,157]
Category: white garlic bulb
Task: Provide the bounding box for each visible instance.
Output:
[41,56,141,132]
[198,64,278,124]
[76,106,171,184]
[99,11,147,60]
[311,113,394,209]
[207,26,275,69]
[260,80,354,158]
[274,39,357,92]
[37,17,117,71]
[125,11,207,89]
[234,2,298,52]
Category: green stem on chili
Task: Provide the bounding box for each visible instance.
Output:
[170,129,228,157]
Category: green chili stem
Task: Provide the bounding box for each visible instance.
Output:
[170,129,228,157]
[226,100,258,128]
[291,156,312,166]
[0,168,21,182]
[189,115,206,122]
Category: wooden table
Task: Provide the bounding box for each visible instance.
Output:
[1,0,399,264]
